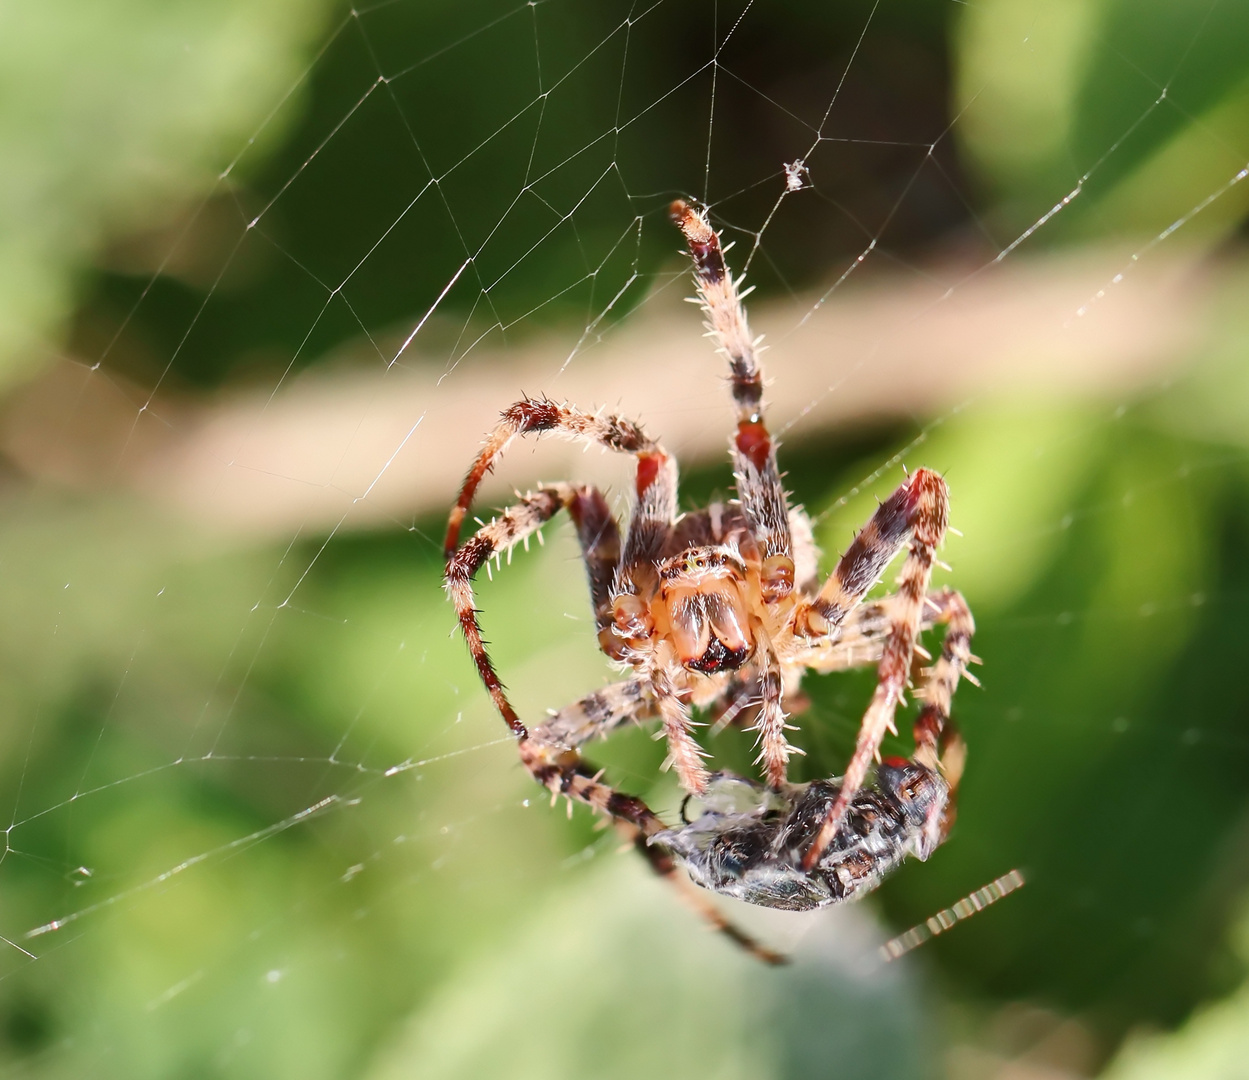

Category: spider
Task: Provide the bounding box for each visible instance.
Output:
[444,200,976,963]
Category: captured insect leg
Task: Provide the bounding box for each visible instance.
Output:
[802,469,949,869]
[670,201,793,596]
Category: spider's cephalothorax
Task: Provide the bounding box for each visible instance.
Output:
[444,199,977,963]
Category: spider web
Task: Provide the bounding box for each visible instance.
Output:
[2,1,1248,1077]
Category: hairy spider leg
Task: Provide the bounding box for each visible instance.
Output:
[444,398,655,560]
[752,646,799,787]
[531,677,654,749]
[669,200,792,570]
[910,589,975,855]
[670,200,797,784]
[565,486,622,651]
[527,679,784,965]
[795,587,967,674]
[444,485,672,842]
[443,398,707,791]
[796,469,947,638]
[446,483,594,738]
[801,477,953,870]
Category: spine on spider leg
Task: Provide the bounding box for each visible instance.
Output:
[669,199,792,574]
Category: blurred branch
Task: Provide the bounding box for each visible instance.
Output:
[1,243,1227,541]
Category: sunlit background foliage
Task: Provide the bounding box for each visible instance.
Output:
[1,1,1249,1077]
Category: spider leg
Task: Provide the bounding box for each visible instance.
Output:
[531,677,654,749]
[443,490,673,847]
[565,486,623,653]
[529,680,782,965]
[801,470,949,870]
[753,645,799,787]
[606,456,711,796]
[445,485,584,737]
[671,201,793,588]
[649,646,710,794]
[910,589,974,856]
[444,397,668,564]
[795,468,948,639]
[797,587,959,673]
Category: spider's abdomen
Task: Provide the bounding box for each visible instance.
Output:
[656,766,948,911]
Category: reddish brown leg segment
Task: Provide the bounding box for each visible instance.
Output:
[911,588,975,856]
[803,469,950,869]
[799,469,949,639]
[445,485,580,737]
[670,200,792,567]
[444,398,659,558]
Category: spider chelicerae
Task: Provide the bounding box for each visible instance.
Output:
[444,200,977,963]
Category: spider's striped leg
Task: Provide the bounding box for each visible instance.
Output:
[517,739,670,840]
[445,485,586,737]
[795,469,948,639]
[798,586,964,673]
[753,645,801,788]
[910,588,975,856]
[531,677,654,750]
[529,679,783,965]
[670,200,793,589]
[565,486,624,654]
[648,646,710,795]
[444,491,672,841]
[614,445,678,600]
[444,398,663,559]
[802,469,949,870]
[605,451,712,797]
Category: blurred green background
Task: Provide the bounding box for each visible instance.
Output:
[2,1,1249,1077]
